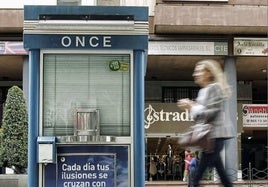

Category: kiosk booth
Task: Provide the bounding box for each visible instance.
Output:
[24,5,148,187]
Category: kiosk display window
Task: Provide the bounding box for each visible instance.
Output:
[42,53,131,137]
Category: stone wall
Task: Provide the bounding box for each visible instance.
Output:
[0,175,27,187]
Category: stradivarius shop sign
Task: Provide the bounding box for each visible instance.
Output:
[144,104,194,129]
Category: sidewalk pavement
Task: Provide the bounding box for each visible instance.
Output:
[146,180,268,187]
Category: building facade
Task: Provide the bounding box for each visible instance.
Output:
[144,0,267,182]
[0,0,267,185]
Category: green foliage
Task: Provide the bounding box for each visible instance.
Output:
[0,86,28,174]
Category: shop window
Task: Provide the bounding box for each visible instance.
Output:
[162,87,199,103]
[42,54,131,137]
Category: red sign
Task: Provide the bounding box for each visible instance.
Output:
[242,104,268,126]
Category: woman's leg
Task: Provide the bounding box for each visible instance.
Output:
[213,139,233,187]
[214,154,233,187]
[192,153,208,187]
[192,138,223,187]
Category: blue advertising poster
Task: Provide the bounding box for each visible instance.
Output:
[44,145,129,187]
[58,153,116,187]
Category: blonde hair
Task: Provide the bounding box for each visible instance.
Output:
[196,59,231,98]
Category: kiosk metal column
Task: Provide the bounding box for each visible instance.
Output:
[24,6,148,187]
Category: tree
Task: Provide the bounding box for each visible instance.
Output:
[0,86,28,174]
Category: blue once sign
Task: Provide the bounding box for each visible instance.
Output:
[58,154,115,187]
[23,34,148,50]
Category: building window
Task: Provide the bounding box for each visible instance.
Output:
[57,0,81,6]
[42,53,131,137]
[162,87,199,103]
[97,0,121,6]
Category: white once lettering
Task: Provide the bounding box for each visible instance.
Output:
[62,36,71,47]
[61,36,113,48]
[103,36,111,47]
[76,36,85,47]
[89,36,99,47]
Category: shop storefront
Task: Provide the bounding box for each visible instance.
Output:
[144,38,268,182]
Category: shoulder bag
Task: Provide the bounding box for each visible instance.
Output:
[178,123,214,152]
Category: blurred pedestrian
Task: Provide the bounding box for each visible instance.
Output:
[177,59,234,187]
[188,151,199,187]
[183,149,191,182]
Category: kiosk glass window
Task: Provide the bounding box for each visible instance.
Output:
[42,53,131,137]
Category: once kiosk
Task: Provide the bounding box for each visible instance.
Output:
[24,6,148,187]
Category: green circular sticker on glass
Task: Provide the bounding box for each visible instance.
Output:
[109,60,121,71]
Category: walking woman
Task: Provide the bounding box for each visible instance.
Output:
[177,59,234,187]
